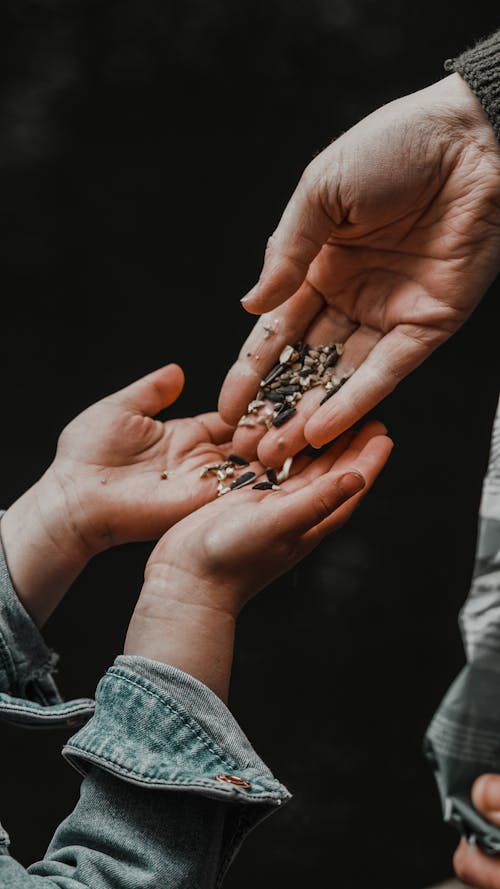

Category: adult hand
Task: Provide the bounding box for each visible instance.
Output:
[454,774,500,887]
[219,72,500,466]
[125,420,393,701]
[1,364,237,625]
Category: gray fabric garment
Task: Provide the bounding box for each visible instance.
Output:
[425,397,500,853]
[444,29,500,143]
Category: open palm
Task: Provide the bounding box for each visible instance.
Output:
[49,364,241,552]
[219,73,500,465]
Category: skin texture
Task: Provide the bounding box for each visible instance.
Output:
[125,420,393,700]
[218,73,500,467]
[454,775,500,887]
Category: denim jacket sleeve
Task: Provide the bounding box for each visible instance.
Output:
[0,521,290,888]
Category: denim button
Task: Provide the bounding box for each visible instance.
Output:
[215,774,252,789]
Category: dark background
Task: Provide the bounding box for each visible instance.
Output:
[0,2,499,887]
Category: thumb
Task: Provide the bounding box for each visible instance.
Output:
[110,363,185,417]
[241,153,339,314]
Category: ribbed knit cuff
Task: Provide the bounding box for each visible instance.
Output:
[444,29,500,143]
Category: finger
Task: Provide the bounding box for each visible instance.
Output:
[254,332,384,468]
[282,421,386,489]
[240,153,338,314]
[218,280,323,425]
[230,422,269,462]
[306,433,393,538]
[473,775,500,827]
[110,364,185,417]
[454,837,500,888]
[304,325,435,446]
[266,469,367,538]
[196,412,236,445]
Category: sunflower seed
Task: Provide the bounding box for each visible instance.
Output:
[261,362,284,386]
[265,467,279,485]
[279,345,298,364]
[228,454,250,466]
[230,471,257,490]
[277,456,293,483]
[252,481,274,490]
[272,407,296,427]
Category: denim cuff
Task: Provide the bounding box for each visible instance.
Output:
[0,512,95,729]
[64,659,291,807]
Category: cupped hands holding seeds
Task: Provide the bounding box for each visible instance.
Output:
[1,362,392,631]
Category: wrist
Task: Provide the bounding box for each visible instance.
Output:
[124,571,237,702]
[1,468,94,627]
[431,73,500,154]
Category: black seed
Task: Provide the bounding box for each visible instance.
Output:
[252,482,274,490]
[272,407,296,427]
[324,352,339,368]
[299,343,309,361]
[299,367,314,377]
[262,362,284,386]
[319,377,348,405]
[272,384,301,396]
[264,391,287,403]
[319,389,335,405]
[265,467,279,485]
[230,471,257,490]
[228,453,249,466]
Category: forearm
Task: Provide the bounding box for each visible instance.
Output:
[124,570,236,703]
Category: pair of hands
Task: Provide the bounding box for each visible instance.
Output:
[0,362,391,699]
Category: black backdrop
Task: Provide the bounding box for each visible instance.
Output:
[1,3,499,887]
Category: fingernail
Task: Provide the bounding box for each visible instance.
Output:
[241,284,258,304]
[338,471,366,498]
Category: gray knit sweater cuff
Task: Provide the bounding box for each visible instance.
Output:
[444,29,500,143]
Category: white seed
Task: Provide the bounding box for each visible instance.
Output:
[225,466,235,476]
[216,469,227,480]
[238,416,257,427]
[248,399,266,412]
[277,456,293,483]
[335,342,344,355]
[309,349,320,359]
[279,345,298,364]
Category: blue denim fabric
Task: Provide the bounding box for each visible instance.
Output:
[0,519,290,887]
